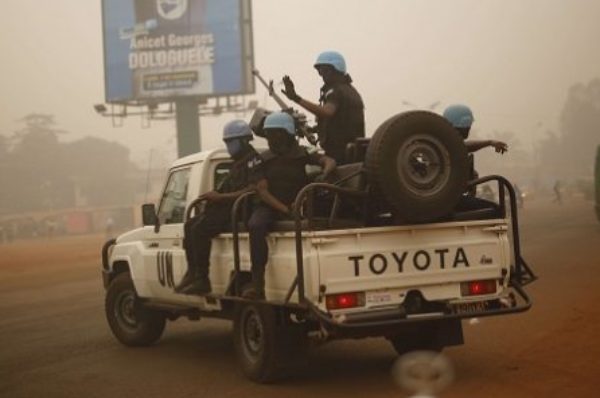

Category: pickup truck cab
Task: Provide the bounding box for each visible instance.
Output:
[102,111,536,382]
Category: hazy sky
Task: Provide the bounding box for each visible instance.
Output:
[1,0,599,166]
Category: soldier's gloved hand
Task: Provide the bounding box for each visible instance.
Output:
[314,173,330,183]
[281,75,301,103]
[199,191,222,202]
[492,140,508,154]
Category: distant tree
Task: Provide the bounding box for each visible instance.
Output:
[2,114,70,211]
[0,114,139,214]
[64,137,139,206]
[559,79,600,175]
[537,130,563,176]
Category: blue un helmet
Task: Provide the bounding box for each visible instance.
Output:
[223,119,253,158]
[314,51,347,74]
[263,112,296,136]
[443,104,474,129]
[443,104,474,139]
[223,119,253,141]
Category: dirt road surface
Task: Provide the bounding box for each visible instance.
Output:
[1,199,599,398]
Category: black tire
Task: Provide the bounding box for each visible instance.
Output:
[233,303,308,383]
[365,111,469,222]
[388,330,443,356]
[105,272,166,347]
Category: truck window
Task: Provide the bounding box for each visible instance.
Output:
[214,162,232,191]
[157,168,191,224]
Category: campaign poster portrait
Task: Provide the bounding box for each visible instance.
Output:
[102,0,254,103]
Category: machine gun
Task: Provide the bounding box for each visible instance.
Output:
[251,69,319,146]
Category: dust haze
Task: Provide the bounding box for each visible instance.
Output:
[1,0,600,223]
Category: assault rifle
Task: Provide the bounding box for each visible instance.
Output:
[252,69,319,146]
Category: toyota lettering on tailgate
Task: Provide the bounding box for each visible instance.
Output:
[348,248,470,277]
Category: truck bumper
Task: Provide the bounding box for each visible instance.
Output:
[308,283,531,338]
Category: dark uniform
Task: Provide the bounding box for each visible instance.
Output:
[318,82,365,164]
[247,146,324,295]
[183,148,260,282]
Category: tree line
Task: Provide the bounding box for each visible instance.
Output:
[0,114,142,215]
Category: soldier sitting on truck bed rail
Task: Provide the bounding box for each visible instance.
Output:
[175,120,261,295]
[444,104,508,214]
[281,51,365,165]
[243,112,336,300]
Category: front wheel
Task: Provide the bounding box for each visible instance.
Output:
[105,272,166,346]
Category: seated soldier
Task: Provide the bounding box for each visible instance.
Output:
[243,112,336,299]
[444,104,507,214]
[176,120,261,295]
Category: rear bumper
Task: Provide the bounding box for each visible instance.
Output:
[308,282,531,336]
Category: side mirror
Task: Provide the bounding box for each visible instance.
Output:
[141,203,157,227]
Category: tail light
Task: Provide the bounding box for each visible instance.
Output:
[461,280,497,296]
[325,292,366,310]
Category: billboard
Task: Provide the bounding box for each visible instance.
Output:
[102,0,254,103]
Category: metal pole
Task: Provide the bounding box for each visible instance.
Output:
[175,98,200,158]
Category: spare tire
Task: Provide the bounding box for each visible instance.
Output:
[365,111,469,223]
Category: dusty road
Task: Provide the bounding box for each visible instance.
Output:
[1,199,599,398]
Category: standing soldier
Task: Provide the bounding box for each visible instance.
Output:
[281,51,365,165]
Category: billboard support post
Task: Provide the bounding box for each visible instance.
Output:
[175,98,201,158]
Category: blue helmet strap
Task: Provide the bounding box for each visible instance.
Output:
[457,126,471,140]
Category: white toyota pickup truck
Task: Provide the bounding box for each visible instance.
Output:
[101,111,536,382]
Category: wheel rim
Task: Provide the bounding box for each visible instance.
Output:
[242,307,264,363]
[396,135,451,197]
[114,290,139,332]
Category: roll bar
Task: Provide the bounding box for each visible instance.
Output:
[467,175,537,286]
[228,175,536,305]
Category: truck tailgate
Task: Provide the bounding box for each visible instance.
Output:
[316,220,510,302]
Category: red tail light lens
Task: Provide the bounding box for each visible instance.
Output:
[461,280,497,296]
[325,292,365,310]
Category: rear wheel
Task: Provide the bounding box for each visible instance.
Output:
[388,333,443,356]
[105,272,166,346]
[233,303,308,383]
[387,322,445,356]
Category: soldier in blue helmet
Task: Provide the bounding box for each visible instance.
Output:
[176,120,261,295]
[281,51,365,165]
[443,104,508,154]
[444,104,507,212]
[243,112,336,299]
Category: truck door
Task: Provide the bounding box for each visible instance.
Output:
[143,166,191,301]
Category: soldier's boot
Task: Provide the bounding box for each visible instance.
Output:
[174,267,198,293]
[182,275,212,295]
[242,268,265,300]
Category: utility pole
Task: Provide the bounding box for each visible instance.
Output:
[175,98,201,157]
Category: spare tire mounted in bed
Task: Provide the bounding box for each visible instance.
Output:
[365,111,469,223]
